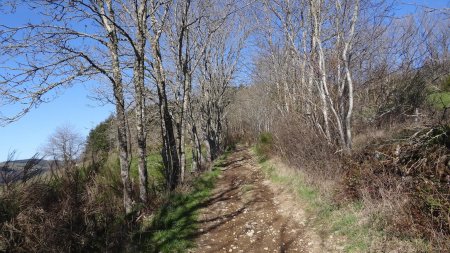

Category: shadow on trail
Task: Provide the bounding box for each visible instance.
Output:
[278,221,304,253]
[135,152,253,253]
[217,156,247,168]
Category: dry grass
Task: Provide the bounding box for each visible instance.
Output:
[342,126,450,251]
[251,115,449,252]
[0,148,228,252]
[0,162,133,252]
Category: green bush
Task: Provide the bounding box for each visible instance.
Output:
[259,132,273,144]
[255,132,273,162]
[85,117,114,162]
[426,75,450,110]
[427,92,450,109]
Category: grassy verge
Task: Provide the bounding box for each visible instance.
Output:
[130,147,201,192]
[130,152,166,191]
[135,153,228,253]
[253,147,433,252]
[252,147,378,252]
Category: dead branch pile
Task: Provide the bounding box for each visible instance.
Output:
[343,126,450,250]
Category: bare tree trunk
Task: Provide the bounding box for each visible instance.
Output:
[151,41,180,190]
[204,138,212,164]
[147,0,180,190]
[99,0,133,214]
[310,0,331,142]
[190,121,204,171]
[179,75,191,182]
[177,37,191,183]
[156,65,180,189]
[168,0,196,182]
[133,0,149,202]
[341,0,359,150]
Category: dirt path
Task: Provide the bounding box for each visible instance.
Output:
[192,147,326,253]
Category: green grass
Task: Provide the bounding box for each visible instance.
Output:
[254,133,273,163]
[427,92,450,109]
[253,148,374,252]
[130,152,169,191]
[330,209,370,252]
[135,153,227,253]
[130,147,200,191]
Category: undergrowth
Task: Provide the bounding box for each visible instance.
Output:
[343,126,450,251]
[0,145,228,252]
[253,140,435,252]
[0,162,131,252]
[254,150,374,252]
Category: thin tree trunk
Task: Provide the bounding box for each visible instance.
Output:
[190,121,204,171]
[179,76,190,182]
[99,0,133,214]
[341,0,359,150]
[151,38,180,190]
[310,0,331,142]
[133,0,149,203]
[147,0,180,190]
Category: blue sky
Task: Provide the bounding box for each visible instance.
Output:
[395,0,449,15]
[0,0,448,160]
[0,84,114,160]
[0,6,114,160]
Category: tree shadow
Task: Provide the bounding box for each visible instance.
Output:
[135,149,300,252]
[134,166,252,252]
[217,156,247,168]
[278,221,304,253]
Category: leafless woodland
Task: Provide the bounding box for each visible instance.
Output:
[0,0,449,252]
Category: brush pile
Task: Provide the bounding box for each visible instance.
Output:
[344,126,450,249]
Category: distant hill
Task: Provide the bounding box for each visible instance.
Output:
[0,159,56,184]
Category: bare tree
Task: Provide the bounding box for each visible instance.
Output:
[132,0,149,203]
[145,0,181,190]
[253,0,363,150]
[165,0,244,178]
[0,0,134,213]
[42,124,84,166]
[198,12,248,161]
[167,0,197,182]
[117,0,150,203]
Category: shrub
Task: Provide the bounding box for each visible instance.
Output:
[254,132,273,162]
[0,160,131,252]
[271,115,341,184]
[342,126,450,251]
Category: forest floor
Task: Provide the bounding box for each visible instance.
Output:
[190,147,343,253]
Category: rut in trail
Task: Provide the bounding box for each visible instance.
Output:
[191,147,326,253]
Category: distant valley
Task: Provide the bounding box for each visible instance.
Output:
[0,159,55,184]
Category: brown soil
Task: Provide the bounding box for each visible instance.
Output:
[191,147,332,253]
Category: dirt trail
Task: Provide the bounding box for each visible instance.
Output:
[192,147,328,253]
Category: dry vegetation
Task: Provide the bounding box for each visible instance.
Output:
[0,0,449,252]
[246,117,450,251]
[343,126,450,250]
[0,163,129,252]
[223,1,449,251]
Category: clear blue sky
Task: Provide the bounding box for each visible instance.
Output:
[0,84,114,160]
[0,0,448,160]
